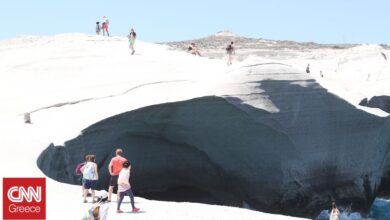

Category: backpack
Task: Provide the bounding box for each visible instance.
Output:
[82,204,101,220]
[226,44,232,52]
[75,162,85,176]
[89,205,100,220]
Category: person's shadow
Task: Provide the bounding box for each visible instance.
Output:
[125,210,146,214]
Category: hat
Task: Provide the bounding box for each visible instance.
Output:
[123,161,130,168]
[96,191,108,203]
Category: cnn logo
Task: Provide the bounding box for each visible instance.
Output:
[8,186,42,202]
[3,178,46,220]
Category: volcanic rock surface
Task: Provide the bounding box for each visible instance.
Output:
[37,62,390,218]
[360,96,390,113]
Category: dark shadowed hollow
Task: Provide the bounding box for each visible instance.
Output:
[37,74,390,219]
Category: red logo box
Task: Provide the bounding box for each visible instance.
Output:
[3,178,46,219]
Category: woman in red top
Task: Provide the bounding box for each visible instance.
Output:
[102,16,110,36]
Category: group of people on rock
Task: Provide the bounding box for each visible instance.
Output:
[187,41,235,65]
[95,16,110,36]
[95,16,137,55]
[306,64,324,77]
[93,16,326,73]
[77,148,140,216]
[93,16,238,65]
[77,149,341,219]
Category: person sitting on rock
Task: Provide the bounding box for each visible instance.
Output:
[82,191,110,220]
[188,43,201,56]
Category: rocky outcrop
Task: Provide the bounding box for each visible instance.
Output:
[37,63,390,218]
[163,31,357,60]
[360,96,390,113]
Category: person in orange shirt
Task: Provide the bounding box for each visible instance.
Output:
[107,148,127,202]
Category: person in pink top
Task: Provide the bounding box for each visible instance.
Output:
[107,148,127,202]
[116,160,140,213]
[101,16,110,36]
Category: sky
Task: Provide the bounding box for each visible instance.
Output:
[1,0,390,44]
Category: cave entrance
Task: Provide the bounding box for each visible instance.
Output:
[138,186,223,205]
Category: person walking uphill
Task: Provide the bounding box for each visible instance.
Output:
[102,16,110,36]
[128,28,137,55]
[107,148,127,202]
[117,161,140,213]
[81,155,99,203]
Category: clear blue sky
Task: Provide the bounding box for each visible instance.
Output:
[2,0,390,44]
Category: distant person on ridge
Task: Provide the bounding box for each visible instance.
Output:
[116,160,140,213]
[107,148,127,202]
[81,155,99,203]
[96,22,101,35]
[102,16,110,36]
[24,113,31,124]
[128,28,137,55]
[226,41,235,65]
[187,43,201,56]
[329,201,340,220]
[306,64,310,73]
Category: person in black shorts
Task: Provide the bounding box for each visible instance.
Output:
[107,149,127,202]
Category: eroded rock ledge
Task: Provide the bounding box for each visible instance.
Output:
[37,89,390,218]
[360,96,390,113]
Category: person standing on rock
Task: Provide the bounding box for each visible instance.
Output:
[76,154,90,197]
[128,28,137,55]
[95,22,101,35]
[107,148,127,202]
[329,201,340,220]
[306,64,310,73]
[226,41,235,65]
[116,160,140,213]
[81,155,99,203]
[102,16,110,36]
